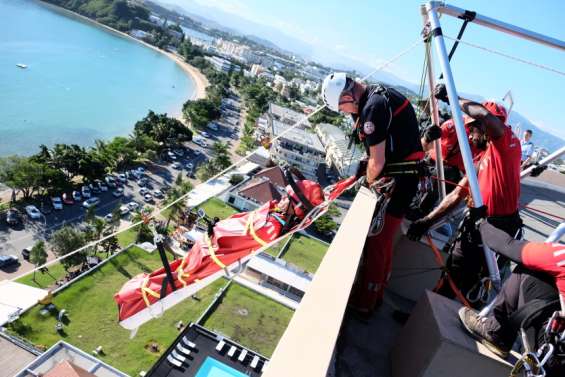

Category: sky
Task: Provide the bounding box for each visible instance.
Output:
[168,0,564,139]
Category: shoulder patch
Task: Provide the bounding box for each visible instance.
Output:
[363,121,375,135]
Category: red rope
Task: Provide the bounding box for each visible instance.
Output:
[432,176,565,221]
[519,205,565,221]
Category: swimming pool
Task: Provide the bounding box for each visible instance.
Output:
[194,357,248,377]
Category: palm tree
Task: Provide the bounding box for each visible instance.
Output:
[164,187,186,229]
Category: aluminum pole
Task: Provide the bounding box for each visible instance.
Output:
[431,1,565,51]
[426,2,501,289]
[521,145,565,178]
[421,5,447,199]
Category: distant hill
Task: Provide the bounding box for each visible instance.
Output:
[507,112,565,153]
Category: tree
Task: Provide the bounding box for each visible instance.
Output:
[0,156,46,199]
[182,99,220,129]
[85,205,96,224]
[229,174,244,185]
[134,111,192,146]
[163,187,185,229]
[50,226,87,271]
[313,214,338,234]
[100,235,120,257]
[196,142,232,181]
[29,241,47,282]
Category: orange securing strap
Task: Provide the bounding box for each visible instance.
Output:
[425,235,471,307]
[176,257,190,287]
[204,233,226,269]
[245,211,268,247]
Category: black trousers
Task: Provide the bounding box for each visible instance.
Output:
[437,212,523,300]
[489,266,558,346]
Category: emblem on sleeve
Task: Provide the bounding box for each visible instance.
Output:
[363,121,375,135]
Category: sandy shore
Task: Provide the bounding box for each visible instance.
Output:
[39,1,208,101]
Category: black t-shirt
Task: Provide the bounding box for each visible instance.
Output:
[355,85,422,162]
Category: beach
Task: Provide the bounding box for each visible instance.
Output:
[39,1,209,101]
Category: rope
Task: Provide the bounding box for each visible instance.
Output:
[425,235,471,307]
[10,38,423,282]
[444,35,565,77]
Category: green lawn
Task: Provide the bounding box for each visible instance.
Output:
[280,234,328,273]
[198,198,238,220]
[202,283,294,357]
[263,234,291,258]
[8,246,224,376]
[116,227,138,248]
[16,262,67,289]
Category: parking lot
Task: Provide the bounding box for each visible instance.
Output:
[0,92,243,279]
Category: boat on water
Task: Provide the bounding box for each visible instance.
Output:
[16,63,28,69]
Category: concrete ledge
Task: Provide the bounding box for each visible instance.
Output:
[391,291,516,377]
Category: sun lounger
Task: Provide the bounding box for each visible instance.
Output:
[250,355,259,368]
[227,345,237,358]
[238,349,248,362]
[167,354,183,368]
[171,349,186,363]
[176,343,192,356]
[216,339,225,352]
[182,337,196,349]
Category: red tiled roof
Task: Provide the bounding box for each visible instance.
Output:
[255,166,287,188]
[239,179,282,204]
[44,360,96,377]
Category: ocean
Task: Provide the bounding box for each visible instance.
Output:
[0,0,196,156]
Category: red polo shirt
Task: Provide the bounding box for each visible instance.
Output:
[477,126,521,216]
[522,242,565,304]
[429,119,484,172]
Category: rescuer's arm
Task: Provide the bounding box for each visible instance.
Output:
[458,99,505,140]
[367,141,386,185]
[422,176,468,224]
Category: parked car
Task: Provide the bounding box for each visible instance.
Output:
[21,247,31,260]
[172,162,182,170]
[62,193,74,205]
[0,255,19,268]
[72,190,82,201]
[186,162,194,171]
[95,179,108,192]
[104,213,113,222]
[201,131,210,138]
[90,183,101,194]
[167,151,177,161]
[120,205,130,215]
[105,176,116,188]
[173,148,184,157]
[118,173,127,183]
[137,178,148,187]
[81,185,91,199]
[207,123,219,131]
[143,194,153,203]
[25,205,41,219]
[82,197,100,209]
[194,150,202,156]
[112,188,124,197]
[51,196,63,210]
[127,201,139,211]
[136,167,145,175]
[153,190,164,199]
[6,209,21,226]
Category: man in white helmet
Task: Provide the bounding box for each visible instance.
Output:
[321,73,424,315]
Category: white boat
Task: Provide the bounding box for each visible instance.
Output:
[16,64,28,69]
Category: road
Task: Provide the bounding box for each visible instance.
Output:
[0,92,243,280]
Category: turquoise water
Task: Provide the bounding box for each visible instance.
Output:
[194,357,247,377]
[0,0,195,156]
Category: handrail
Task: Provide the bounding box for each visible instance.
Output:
[263,187,377,376]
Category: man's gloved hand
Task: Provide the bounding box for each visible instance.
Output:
[548,311,565,335]
[434,83,449,104]
[407,218,433,241]
[468,205,488,224]
[424,124,442,143]
[529,164,547,177]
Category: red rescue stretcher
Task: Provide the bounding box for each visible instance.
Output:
[114,170,358,330]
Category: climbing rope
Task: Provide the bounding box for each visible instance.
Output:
[444,35,565,77]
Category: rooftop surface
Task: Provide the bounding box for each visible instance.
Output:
[271,120,324,153]
[335,174,565,377]
[147,324,267,377]
[0,335,38,377]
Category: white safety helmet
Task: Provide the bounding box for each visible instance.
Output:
[321,72,347,112]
